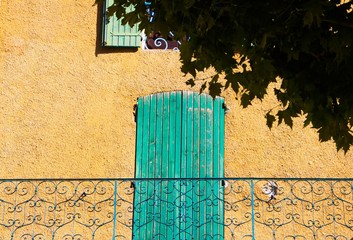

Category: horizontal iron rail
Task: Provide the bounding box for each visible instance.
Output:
[1,177,353,181]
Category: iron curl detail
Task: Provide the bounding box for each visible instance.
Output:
[1,179,353,239]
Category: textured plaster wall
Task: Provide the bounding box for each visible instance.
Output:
[0,0,352,179]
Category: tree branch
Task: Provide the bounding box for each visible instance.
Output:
[322,19,353,29]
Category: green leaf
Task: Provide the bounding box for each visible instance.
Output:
[231,81,240,94]
[240,93,252,108]
[185,78,195,87]
[224,80,231,89]
[266,113,276,129]
[209,82,223,98]
[303,115,312,128]
[184,0,195,9]
[303,11,314,27]
[318,126,332,142]
[200,82,207,94]
[210,74,219,84]
[278,110,293,128]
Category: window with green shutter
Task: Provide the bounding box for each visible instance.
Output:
[102,0,141,47]
[102,1,181,49]
[133,91,225,239]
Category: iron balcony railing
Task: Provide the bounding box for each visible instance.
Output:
[1,178,353,239]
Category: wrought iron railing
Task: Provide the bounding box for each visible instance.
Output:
[141,32,180,50]
[1,178,353,239]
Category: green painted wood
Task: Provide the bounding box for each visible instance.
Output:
[133,91,225,239]
[213,97,224,238]
[102,0,141,47]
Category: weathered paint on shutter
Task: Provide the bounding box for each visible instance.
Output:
[133,91,225,239]
[102,0,141,47]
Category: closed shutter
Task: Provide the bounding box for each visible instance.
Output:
[102,0,141,47]
[133,91,225,239]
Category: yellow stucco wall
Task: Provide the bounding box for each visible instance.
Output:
[0,0,352,179]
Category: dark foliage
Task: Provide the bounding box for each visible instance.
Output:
[106,0,353,152]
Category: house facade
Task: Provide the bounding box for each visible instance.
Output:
[1,0,353,239]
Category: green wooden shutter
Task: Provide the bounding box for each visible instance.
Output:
[133,91,225,239]
[102,0,141,47]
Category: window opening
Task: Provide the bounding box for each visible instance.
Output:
[133,91,225,239]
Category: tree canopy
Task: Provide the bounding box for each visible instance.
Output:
[106,0,353,152]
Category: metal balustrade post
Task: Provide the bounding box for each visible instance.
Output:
[251,180,255,240]
[112,180,118,240]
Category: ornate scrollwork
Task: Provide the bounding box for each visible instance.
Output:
[1,179,353,239]
[0,180,133,240]
[141,32,180,50]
